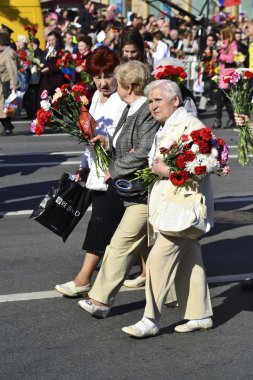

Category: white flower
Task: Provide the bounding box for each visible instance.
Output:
[211,147,218,157]
[191,144,199,154]
[40,100,51,111]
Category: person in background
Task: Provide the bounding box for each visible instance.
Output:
[63,30,78,53]
[55,46,126,297]
[152,31,170,67]
[122,80,213,338]
[212,26,237,129]
[39,31,68,97]
[78,0,94,34]
[0,31,18,135]
[198,33,219,112]
[118,27,147,63]
[23,38,44,119]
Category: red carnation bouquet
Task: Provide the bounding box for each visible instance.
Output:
[213,68,253,166]
[30,84,109,171]
[16,49,31,73]
[134,127,230,189]
[152,64,187,84]
[56,50,94,88]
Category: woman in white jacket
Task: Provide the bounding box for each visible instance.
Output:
[122,80,214,337]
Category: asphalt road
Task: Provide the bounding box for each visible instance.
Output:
[1,112,253,380]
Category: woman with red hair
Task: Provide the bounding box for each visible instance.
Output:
[55,46,126,297]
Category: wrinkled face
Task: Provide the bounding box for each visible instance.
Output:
[16,40,25,49]
[122,44,140,60]
[78,41,89,54]
[93,72,117,96]
[148,87,180,123]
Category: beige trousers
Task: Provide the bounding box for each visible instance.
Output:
[89,203,149,306]
[144,232,213,322]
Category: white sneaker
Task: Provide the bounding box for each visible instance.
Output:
[122,319,159,338]
[175,318,213,333]
[78,300,110,318]
[55,281,91,297]
[123,275,146,288]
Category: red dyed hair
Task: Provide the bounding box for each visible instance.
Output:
[86,46,119,76]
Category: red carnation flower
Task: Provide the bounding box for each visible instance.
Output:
[176,155,186,169]
[198,140,212,154]
[244,70,253,80]
[181,134,189,141]
[169,170,190,186]
[217,137,225,147]
[184,150,196,162]
[190,130,201,142]
[199,127,212,141]
[194,166,207,175]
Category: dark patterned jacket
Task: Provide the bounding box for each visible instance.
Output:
[109,100,160,180]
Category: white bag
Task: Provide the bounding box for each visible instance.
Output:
[85,162,107,191]
[149,190,207,238]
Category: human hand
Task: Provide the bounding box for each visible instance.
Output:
[234,113,251,127]
[91,135,109,149]
[104,170,111,183]
[76,66,82,73]
[75,167,90,182]
[41,67,49,73]
[152,158,170,179]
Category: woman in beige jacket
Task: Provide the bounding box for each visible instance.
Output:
[0,32,19,135]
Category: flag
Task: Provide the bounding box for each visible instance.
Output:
[78,105,97,140]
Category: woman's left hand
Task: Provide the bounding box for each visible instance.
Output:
[152,158,170,179]
[104,170,111,183]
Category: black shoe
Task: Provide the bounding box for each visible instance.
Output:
[212,119,222,129]
[224,119,236,129]
[1,129,13,136]
[241,277,253,290]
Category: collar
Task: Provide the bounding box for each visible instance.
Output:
[128,96,147,116]
[161,107,189,133]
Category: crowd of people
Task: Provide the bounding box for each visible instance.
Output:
[1,2,253,335]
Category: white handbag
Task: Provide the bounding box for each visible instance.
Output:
[85,162,107,191]
[149,188,208,238]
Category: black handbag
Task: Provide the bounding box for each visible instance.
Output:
[30,172,92,242]
[109,176,146,199]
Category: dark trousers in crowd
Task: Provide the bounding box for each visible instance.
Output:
[0,116,15,135]
[214,88,235,128]
[23,84,41,120]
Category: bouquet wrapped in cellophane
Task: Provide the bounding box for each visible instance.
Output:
[134,127,230,190]
[30,84,110,172]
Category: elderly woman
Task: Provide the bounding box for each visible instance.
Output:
[77,60,160,316]
[55,46,126,297]
[122,79,214,337]
[0,32,18,136]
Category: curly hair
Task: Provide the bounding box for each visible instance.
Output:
[86,46,119,76]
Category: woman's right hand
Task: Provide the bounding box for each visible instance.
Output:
[91,135,109,150]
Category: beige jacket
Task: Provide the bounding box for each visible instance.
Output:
[148,107,214,240]
[0,46,18,119]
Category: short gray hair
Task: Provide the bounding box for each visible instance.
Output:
[144,79,183,103]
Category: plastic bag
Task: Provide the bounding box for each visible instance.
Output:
[30,172,92,242]
[3,90,18,117]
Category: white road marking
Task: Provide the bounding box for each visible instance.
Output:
[0,206,92,217]
[0,273,252,303]
[1,197,252,218]
[0,162,81,167]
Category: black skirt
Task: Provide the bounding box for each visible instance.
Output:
[82,187,125,254]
